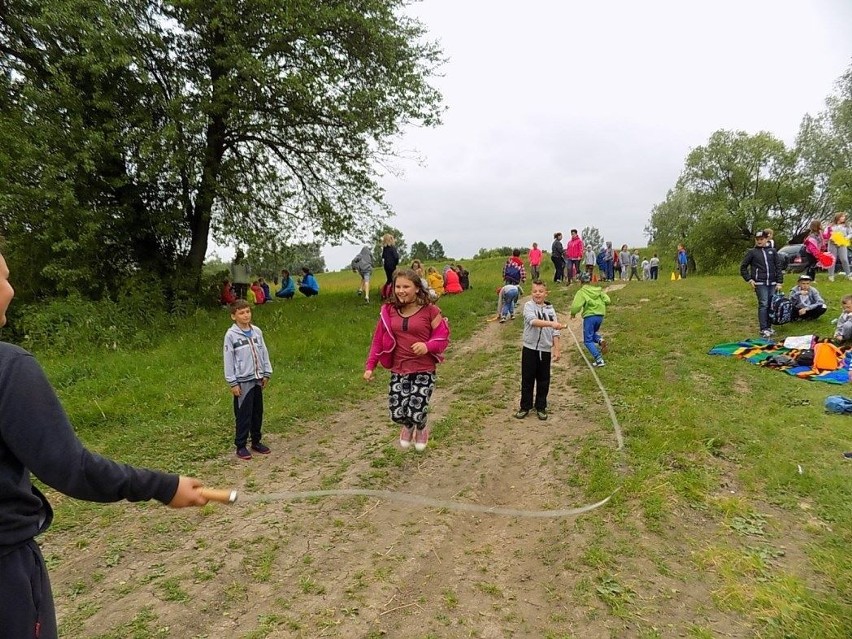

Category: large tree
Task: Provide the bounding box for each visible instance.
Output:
[796,66,852,217]
[646,129,808,271]
[0,0,443,299]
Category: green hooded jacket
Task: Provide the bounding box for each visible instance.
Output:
[570,285,611,318]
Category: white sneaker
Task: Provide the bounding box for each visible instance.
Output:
[760,329,773,338]
[829,276,835,282]
[399,426,414,449]
[593,359,606,367]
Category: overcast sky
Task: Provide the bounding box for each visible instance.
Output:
[215,0,852,270]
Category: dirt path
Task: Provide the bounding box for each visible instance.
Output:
[45,285,750,638]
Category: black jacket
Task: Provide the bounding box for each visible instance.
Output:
[740,246,785,286]
[0,343,178,553]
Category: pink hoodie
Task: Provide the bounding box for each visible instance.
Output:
[365,304,450,371]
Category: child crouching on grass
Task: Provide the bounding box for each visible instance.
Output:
[833,294,852,343]
[223,299,273,460]
[570,272,611,367]
[515,280,565,421]
[364,268,450,451]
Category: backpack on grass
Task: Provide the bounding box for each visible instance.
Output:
[768,293,793,325]
[824,396,852,414]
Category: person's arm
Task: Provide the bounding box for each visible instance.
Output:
[739,250,754,283]
[0,351,206,506]
[551,335,561,361]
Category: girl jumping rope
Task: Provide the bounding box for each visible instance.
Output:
[364,268,450,451]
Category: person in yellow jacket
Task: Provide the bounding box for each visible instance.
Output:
[426,267,444,297]
[570,272,611,367]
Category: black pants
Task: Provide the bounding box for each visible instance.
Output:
[520,347,552,411]
[234,383,264,448]
[233,282,249,299]
[384,265,396,286]
[792,305,827,321]
[0,540,58,639]
[551,255,564,282]
[804,254,818,280]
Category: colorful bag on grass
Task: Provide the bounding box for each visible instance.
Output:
[769,293,793,325]
[813,342,842,371]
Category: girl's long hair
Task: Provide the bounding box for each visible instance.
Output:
[390,268,431,309]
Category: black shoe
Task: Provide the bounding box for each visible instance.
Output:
[251,442,271,455]
[514,409,529,419]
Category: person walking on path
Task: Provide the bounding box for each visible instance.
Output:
[528,242,542,281]
[551,233,565,283]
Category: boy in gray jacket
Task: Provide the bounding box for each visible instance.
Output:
[224,300,273,460]
[515,280,566,421]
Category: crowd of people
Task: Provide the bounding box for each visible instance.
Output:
[547,231,665,284]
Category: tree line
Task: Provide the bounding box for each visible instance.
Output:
[646,65,852,272]
[0,0,443,302]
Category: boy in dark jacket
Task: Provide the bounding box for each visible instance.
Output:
[739,230,785,338]
[0,249,209,639]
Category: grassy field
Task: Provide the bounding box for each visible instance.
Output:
[22,256,852,637]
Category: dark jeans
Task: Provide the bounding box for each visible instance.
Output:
[552,256,564,282]
[520,346,551,411]
[0,540,58,639]
[792,305,827,321]
[566,259,581,283]
[299,286,318,297]
[803,254,818,280]
[384,265,396,286]
[650,266,658,280]
[754,284,775,331]
[233,282,249,299]
[234,383,264,448]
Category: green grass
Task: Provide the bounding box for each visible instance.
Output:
[17,259,852,638]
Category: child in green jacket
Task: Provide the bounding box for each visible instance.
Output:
[570,273,611,367]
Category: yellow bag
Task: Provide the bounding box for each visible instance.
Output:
[813,342,841,371]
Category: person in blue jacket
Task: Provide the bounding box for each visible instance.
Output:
[276,269,296,299]
[298,267,320,297]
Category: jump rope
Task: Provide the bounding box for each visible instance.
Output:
[201,303,624,519]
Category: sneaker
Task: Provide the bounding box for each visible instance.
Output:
[399,426,414,449]
[536,409,548,421]
[251,442,271,455]
[357,289,362,296]
[510,312,516,320]
[514,409,529,419]
[599,337,608,354]
[593,359,606,367]
[236,447,252,460]
[499,316,506,323]
[760,329,773,339]
[414,427,429,452]
[844,452,852,459]
[828,276,835,282]
[364,298,370,304]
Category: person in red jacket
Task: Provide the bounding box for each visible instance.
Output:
[565,229,584,284]
[220,278,236,306]
[444,266,463,294]
[250,280,266,304]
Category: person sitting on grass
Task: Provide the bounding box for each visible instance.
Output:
[276,269,295,299]
[220,278,236,306]
[427,266,445,297]
[789,274,827,321]
[298,267,320,297]
[833,294,852,343]
[444,265,463,294]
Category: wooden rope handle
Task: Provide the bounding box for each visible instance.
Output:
[200,488,238,504]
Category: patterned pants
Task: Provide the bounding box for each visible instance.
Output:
[388,372,436,429]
